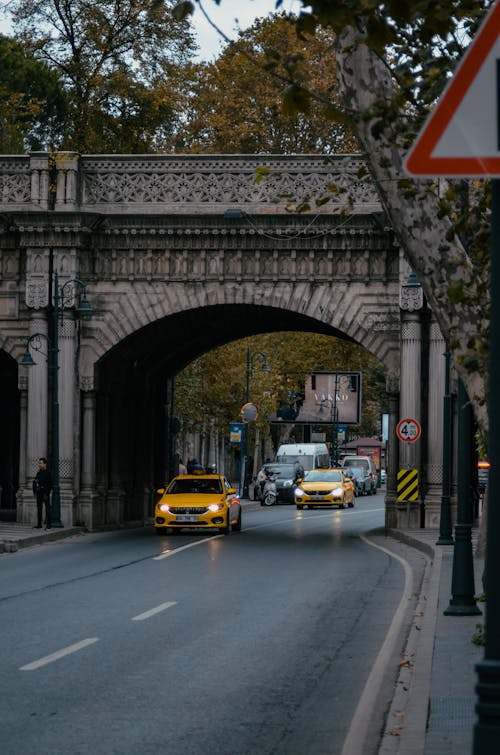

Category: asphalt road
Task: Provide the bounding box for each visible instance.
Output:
[0,493,428,755]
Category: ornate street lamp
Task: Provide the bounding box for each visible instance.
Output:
[242,348,270,498]
[20,271,92,527]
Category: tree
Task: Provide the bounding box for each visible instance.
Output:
[174,332,386,460]
[9,0,198,152]
[176,13,356,154]
[0,35,68,152]
[174,0,491,439]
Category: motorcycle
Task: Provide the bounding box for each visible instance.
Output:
[260,474,277,506]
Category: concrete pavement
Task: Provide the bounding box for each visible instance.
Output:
[0,505,486,754]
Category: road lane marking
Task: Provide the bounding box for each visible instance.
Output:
[19,637,99,671]
[153,535,222,560]
[340,535,416,755]
[131,601,177,621]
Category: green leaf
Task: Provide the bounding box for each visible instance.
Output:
[172,1,194,21]
[282,84,311,116]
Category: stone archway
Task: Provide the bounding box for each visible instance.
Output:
[81,303,398,529]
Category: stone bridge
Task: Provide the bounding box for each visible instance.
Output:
[0,153,446,529]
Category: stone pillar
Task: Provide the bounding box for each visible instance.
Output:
[424,318,446,527]
[79,380,100,529]
[398,274,424,528]
[22,312,49,524]
[58,315,77,526]
[16,376,28,521]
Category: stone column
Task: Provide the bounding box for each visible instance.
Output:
[16,376,28,521]
[22,312,49,523]
[424,318,446,527]
[79,379,100,529]
[398,274,424,528]
[58,314,77,526]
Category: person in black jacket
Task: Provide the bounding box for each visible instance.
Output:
[33,457,53,529]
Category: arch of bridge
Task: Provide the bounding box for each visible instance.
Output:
[0,152,402,380]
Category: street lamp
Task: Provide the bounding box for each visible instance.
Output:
[242,348,270,498]
[20,271,92,527]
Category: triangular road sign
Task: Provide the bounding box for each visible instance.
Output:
[406,1,500,176]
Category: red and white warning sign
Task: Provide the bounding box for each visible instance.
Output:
[405,1,500,176]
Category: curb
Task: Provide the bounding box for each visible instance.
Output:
[377,528,441,754]
[0,527,86,553]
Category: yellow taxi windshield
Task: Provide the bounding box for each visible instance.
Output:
[167,478,223,494]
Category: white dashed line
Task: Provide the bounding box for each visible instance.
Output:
[131,601,177,621]
[19,638,99,671]
[153,535,222,560]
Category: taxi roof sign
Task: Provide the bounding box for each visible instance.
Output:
[405,1,500,177]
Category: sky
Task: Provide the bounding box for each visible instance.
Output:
[0,0,305,60]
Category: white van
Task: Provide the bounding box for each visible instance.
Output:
[275,443,330,471]
[341,455,378,493]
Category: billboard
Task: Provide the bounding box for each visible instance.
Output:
[273,371,362,424]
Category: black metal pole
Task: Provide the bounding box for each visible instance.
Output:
[50,270,63,527]
[474,178,500,752]
[444,378,480,615]
[436,347,454,544]
[242,348,250,498]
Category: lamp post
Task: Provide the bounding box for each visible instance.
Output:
[20,271,92,527]
[242,348,270,498]
[436,347,454,545]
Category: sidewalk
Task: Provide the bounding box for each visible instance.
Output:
[380,527,484,754]
[0,522,85,552]
[0,512,485,754]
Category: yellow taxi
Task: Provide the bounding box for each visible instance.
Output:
[294,468,355,510]
[154,472,241,535]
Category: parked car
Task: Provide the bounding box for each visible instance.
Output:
[154,472,241,535]
[380,469,387,485]
[294,468,355,510]
[255,462,297,503]
[345,466,372,496]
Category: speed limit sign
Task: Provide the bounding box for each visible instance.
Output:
[396,418,421,443]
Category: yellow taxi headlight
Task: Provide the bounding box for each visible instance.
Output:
[208,503,224,512]
[331,487,344,496]
[159,503,170,512]
[295,487,305,496]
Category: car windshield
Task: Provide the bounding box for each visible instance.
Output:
[167,478,223,494]
[303,471,342,483]
[349,468,365,478]
[265,465,295,477]
[276,455,314,468]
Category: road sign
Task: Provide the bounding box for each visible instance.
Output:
[397,469,419,501]
[396,417,421,443]
[240,402,259,423]
[405,1,500,176]
[229,422,244,443]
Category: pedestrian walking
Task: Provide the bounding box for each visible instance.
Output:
[33,457,53,529]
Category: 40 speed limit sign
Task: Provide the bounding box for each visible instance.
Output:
[396,418,421,443]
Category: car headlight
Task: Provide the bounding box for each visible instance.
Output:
[283,481,292,487]
[208,503,224,512]
[331,487,344,496]
[295,487,305,496]
[159,503,171,512]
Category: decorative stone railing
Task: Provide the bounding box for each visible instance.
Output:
[0,152,381,215]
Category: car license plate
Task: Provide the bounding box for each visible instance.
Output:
[175,515,199,522]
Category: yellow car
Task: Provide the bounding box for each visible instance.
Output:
[294,468,355,510]
[154,473,241,535]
